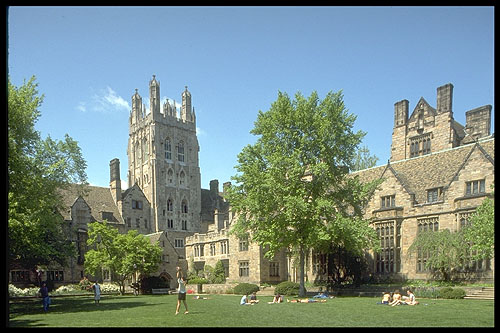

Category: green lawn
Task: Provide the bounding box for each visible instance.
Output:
[8,294,494,327]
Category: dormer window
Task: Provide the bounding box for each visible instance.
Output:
[427,187,443,203]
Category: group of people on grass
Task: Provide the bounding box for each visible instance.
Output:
[377,289,419,306]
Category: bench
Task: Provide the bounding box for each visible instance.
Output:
[152,288,169,295]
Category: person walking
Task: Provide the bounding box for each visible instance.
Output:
[175,266,189,315]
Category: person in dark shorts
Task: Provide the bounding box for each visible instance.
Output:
[175,266,189,315]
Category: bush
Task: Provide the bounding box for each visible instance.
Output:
[233,283,260,295]
[275,281,303,296]
[439,287,466,299]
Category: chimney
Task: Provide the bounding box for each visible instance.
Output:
[436,83,453,114]
[110,158,121,204]
[210,179,219,197]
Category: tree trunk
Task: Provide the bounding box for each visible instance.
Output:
[298,246,306,298]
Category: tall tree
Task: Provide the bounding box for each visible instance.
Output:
[462,189,494,261]
[226,90,381,297]
[8,76,87,278]
[84,221,162,295]
[351,145,379,171]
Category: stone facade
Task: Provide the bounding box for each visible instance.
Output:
[9,80,494,289]
[185,82,494,285]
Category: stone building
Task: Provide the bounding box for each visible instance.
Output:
[9,80,493,289]
[307,83,494,283]
[9,76,198,288]
[186,82,494,285]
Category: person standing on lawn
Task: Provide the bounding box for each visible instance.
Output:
[92,281,101,305]
[175,266,189,315]
[38,281,51,312]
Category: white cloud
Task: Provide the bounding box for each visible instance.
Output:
[103,86,130,111]
[76,102,87,112]
[89,86,130,113]
[196,127,206,136]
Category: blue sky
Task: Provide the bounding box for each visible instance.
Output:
[8,6,494,190]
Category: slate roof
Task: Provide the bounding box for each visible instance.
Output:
[58,184,124,224]
[200,188,230,222]
[351,136,494,204]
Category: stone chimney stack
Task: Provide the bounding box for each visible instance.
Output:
[210,179,219,197]
[436,83,453,114]
[110,158,121,205]
[465,105,492,140]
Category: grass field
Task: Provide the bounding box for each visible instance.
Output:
[8,294,494,327]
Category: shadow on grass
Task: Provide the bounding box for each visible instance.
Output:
[9,295,157,317]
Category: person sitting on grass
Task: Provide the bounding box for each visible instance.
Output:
[401,289,419,305]
[389,290,402,306]
[249,292,259,304]
[268,293,283,304]
[240,294,254,305]
[377,291,391,305]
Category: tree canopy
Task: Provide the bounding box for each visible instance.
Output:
[84,221,163,295]
[226,90,381,296]
[8,76,87,274]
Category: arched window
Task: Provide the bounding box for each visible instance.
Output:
[135,141,140,162]
[165,138,172,160]
[178,141,185,162]
[142,138,149,160]
[167,169,174,185]
[167,198,173,212]
[179,171,185,186]
[181,200,188,214]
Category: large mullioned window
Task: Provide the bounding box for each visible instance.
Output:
[375,221,401,274]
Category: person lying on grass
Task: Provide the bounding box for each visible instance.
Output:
[287,298,327,303]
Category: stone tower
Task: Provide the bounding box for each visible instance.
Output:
[127,75,202,254]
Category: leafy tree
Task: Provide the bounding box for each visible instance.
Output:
[408,229,468,281]
[8,76,87,279]
[84,221,162,295]
[212,260,227,284]
[350,145,379,171]
[226,90,381,297]
[462,190,494,261]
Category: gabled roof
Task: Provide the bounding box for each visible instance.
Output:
[58,184,124,224]
[352,137,494,204]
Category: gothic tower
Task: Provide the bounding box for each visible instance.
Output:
[127,75,202,255]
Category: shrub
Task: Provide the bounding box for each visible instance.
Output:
[9,284,39,297]
[439,287,466,299]
[275,281,302,296]
[100,283,121,294]
[233,283,260,295]
[54,285,76,295]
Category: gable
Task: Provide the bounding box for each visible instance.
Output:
[408,97,436,122]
